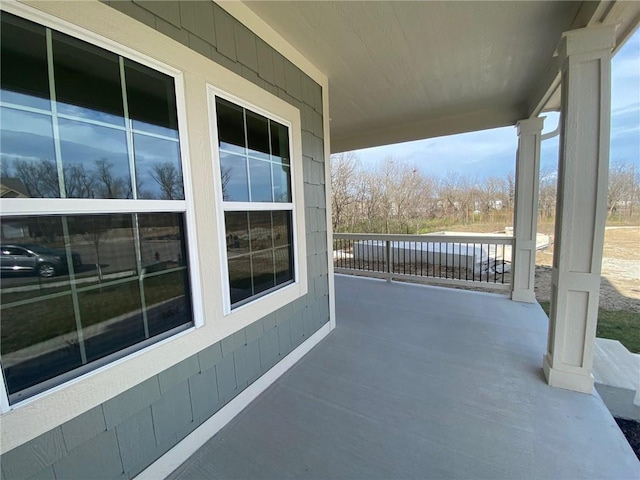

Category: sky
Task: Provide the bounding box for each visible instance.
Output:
[350,29,640,180]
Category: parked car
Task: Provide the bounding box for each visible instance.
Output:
[0,244,82,278]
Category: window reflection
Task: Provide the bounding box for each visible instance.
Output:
[275,245,293,285]
[216,98,291,205]
[249,211,272,251]
[0,213,192,402]
[272,163,291,202]
[220,152,249,202]
[228,255,252,305]
[138,213,188,268]
[66,214,136,277]
[80,280,145,362]
[224,211,293,306]
[246,111,270,160]
[134,134,184,200]
[216,98,246,154]
[249,159,272,202]
[58,118,131,199]
[145,270,192,337]
[270,121,290,165]
[0,12,50,111]
[0,108,59,198]
[252,250,275,294]
[225,212,250,256]
[0,12,185,203]
[1,295,81,397]
[125,59,179,139]
[52,31,125,126]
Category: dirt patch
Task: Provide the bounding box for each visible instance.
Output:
[616,418,640,461]
[535,227,640,312]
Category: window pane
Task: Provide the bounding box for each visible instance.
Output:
[0,12,50,110]
[0,215,67,282]
[220,152,249,202]
[1,294,81,399]
[249,212,272,252]
[125,59,178,138]
[66,214,136,278]
[145,269,192,337]
[134,134,184,200]
[272,211,293,248]
[270,120,289,165]
[251,250,275,294]
[228,255,252,305]
[272,163,291,203]
[225,212,249,256]
[58,118,131,198]
[216,98,245,154]
[0,213,193,403]
[249,159,272,202]
[138,213,188,270]
[52,31,124,126]
[246,110,270,160]
[1,108,59,198]
[274,245,293,285]
[79,280,145,363]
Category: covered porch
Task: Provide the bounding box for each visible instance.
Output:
[165,275,638,479]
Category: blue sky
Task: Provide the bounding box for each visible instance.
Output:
[351,29,640,180]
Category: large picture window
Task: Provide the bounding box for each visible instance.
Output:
[214,97,295,308]
[0,12,194,404]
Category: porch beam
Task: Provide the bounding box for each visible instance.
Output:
[542,25,615,394]
[511,117,544,303]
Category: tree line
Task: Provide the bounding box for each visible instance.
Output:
[331,152,640,233]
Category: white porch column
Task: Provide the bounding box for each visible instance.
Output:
[511,117,544,303]
[542,25,615,394]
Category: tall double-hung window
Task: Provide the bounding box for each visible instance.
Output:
[0,12,194,404]
[213,96,295,309]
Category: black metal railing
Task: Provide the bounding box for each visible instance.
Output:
[333,233,513,289]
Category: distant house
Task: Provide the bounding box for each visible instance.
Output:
[0,178,28,198]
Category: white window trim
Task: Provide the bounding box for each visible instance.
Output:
[0,3,203,411]
[207,84,307,319]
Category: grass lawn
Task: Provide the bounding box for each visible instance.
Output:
[538,301,640,354]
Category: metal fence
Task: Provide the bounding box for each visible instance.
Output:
[333,233,514,290]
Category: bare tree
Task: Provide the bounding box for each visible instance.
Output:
[94,158,128,199]
[150,162,182,200]
[13,158,60,197]
[608,161,638,218]
[330,152,359,231]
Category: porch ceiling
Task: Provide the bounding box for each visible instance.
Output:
[244,1,640,153]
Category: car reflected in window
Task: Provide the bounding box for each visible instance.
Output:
[0,244,82,277]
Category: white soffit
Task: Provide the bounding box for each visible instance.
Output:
[243,1,637,152]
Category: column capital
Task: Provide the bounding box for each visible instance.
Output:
[516,117,544,136]
[558,25,616,59]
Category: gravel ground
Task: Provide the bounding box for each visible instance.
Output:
[534,226,640,312]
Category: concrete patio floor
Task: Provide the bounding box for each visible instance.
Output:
[167,275,639,479]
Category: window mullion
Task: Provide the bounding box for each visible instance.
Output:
[45,28,66,199]
[60,216,88,365]
[132,213,150,339]
[120,57,138,200]
[243,109,252,202]
[268,120,275,202]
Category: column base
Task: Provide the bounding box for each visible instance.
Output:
[543,354,594,394]
[511,289,537,303]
